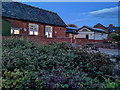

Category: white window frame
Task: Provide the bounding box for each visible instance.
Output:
[45,26,53,38]
[11,28,20,35]
[29,23,39,35]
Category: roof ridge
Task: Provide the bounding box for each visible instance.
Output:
[13,2,57,14]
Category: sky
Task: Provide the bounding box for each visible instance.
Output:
[20,2,119,27]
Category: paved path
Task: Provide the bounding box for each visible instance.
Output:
[98,48,120,56]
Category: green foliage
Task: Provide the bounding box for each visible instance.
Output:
[2,38,113,89]
[110,31,120,42]
[2,69,38,89]
[102,77,120,88]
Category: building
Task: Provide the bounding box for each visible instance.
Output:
[66,27,78,38]
[93,23,120,33]
[2,2,67,38]
[76,26,108,40]
[106,24,120,33]
[93,23,108,33]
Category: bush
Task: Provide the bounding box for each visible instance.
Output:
[2,69,38,89]
[102,77,120,88]
[2,38,113,89]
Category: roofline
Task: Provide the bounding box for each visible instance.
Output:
[78,26,108,33]
[11,2,57,14]
[55,13,67,27]
[2,16,67,27]
[94,23,106,28]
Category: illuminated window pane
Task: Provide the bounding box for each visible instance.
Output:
[14,30,19,34]
[34,31,38,35]
[45,32,49,37]
[45,26,53,38]
[11,30,13,34]
[29,23,38,35]
[29,31,33,35]
[49,33,52,38]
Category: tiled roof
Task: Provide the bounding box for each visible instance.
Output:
[2,2,67,27]
[66,27,79,34]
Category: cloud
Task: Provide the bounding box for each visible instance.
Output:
[72,18,91,23]
[89,6,119,18]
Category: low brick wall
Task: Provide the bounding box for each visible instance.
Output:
[75,38,104,45]
[2,35,72,45]
[2,35,106,45]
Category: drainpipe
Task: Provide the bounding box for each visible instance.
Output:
[94,32,95,43]
[71,34,72,44]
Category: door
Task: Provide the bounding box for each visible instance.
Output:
[86,34,89,39]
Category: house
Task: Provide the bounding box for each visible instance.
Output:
[93,23,120,33]
[76,26,108,40]
[66,27,78,38]
[93,23,108,33]
[2,2,67,38]
[106,24,120,33]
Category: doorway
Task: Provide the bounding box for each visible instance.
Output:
[86,34,89,39]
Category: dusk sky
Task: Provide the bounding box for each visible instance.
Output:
[21,2,119,27]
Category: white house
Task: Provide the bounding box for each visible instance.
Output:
[76,26,108,40]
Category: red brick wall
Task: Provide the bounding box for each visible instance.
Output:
[5,18,66,37]
[75,38,104,45]
[54,26,66,37]
[2,35,71,45]
[2,35,106,46]
[66,33,69,37]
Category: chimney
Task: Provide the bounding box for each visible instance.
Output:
[109,24,114,27]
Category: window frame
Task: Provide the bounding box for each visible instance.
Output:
[11,28,20,35]
[29,23,39,35]
[45,25,53,38]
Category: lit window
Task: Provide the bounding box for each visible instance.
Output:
[11,28,20,35]
[29,23,39,35]
[34,31,38,35]
[29,31,34,35]
[11,29,13,34]
[45,26,53,38]
[14,30,19,34]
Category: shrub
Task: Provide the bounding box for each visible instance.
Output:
[2,38,113,89]
[2,69,38,89]
[102,77,120,88]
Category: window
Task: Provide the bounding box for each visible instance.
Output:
[11,28,20,34]
[29,23,38,35]
[45,26,53,38]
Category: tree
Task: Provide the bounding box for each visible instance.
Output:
[67,24,78,28]
[110,31,120,42]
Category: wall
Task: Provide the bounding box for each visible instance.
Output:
[75,38,104,45]
[76,28,108,40]
[54,26,66,37]
[94,32,108,40]
[5,18,66,37]
[2,35,71,45]
[76,32,94,39]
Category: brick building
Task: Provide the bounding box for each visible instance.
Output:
[2,2,67,38]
